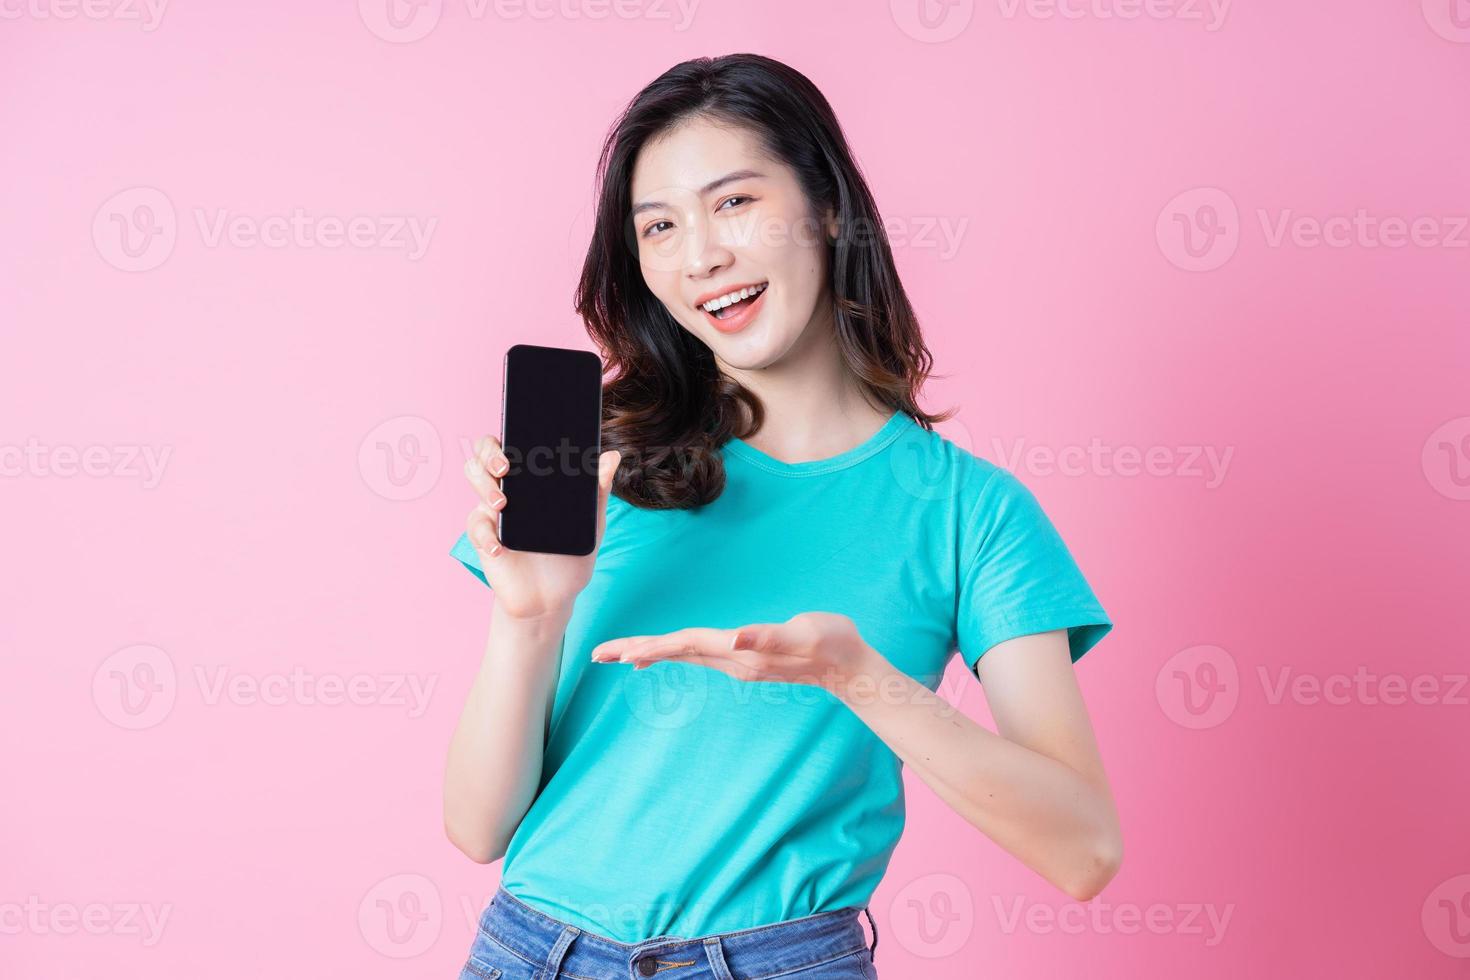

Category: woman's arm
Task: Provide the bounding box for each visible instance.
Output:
[442,606,569,864]
[839,628,1122,901]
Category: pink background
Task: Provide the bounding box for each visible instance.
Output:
[3,2,1468,977]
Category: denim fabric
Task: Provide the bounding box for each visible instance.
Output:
[458,884,879,980]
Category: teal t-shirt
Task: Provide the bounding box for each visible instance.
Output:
[449,410,1112,943]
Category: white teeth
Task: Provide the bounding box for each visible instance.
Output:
[701,282,767,312]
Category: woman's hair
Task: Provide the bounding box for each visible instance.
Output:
[576,52,956,510]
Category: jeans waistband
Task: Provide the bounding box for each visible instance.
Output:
[477,884,878,979]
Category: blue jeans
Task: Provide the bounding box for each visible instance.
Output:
[459,884,880,979]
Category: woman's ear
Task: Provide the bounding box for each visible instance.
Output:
[824,207,839,244]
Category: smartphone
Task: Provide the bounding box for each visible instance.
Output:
[497,343,604,556]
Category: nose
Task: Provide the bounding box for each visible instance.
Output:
[683,232,733,281]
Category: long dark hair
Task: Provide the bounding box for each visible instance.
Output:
[576,53,956,510]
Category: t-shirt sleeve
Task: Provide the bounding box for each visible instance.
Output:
[955,466,1113,671]
[450,530,492,589]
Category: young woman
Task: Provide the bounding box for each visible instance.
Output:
[445,53,1120,980]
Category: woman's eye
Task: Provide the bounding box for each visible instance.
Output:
[641,220,672,238]
[719,195,752,211]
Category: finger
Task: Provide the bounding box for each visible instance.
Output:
[730,624,781,654]
[477,435,510,479]
[466,501,504,560]
[614,628,736,664]
[589,633,659,661]
[594,449,622,547]
[463,453,507,511]
[633,650,767,681]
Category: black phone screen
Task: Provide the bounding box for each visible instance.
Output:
[498,344,603,556]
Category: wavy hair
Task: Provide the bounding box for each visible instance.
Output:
[575,53,956,510]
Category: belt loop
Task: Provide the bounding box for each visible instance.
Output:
[704,936,734,980]
[862,907,878,962]
[538,923,579,980]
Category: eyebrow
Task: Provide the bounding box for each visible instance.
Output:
[630,169,767,218]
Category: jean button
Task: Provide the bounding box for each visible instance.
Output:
[636,954,658,977]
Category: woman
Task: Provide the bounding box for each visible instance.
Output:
[445,53,1120,980]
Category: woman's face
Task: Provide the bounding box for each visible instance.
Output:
[629,116,836,370]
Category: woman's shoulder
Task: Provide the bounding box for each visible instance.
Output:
[885,417,1010,504]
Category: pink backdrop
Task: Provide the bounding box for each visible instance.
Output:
[3,2,1468,977]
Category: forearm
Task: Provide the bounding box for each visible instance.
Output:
[443,605,569,863]
[838,645,1121,900]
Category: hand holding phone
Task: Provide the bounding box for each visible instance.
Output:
[461,344,621,621]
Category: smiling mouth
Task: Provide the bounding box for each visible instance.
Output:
[700,282,768,321]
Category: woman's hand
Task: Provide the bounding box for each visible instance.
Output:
[463,433,621,623]
[588,612,877,697]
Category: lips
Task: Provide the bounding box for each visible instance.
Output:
[701,284,768,334]
[694,280,768,311]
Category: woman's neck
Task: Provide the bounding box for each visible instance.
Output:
[725,339,893,464]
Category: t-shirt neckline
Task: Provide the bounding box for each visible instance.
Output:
[723,410,913,477]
